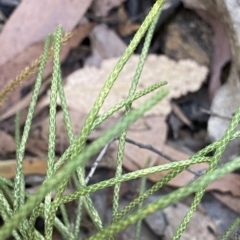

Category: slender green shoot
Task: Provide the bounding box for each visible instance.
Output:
[135,159,150,240]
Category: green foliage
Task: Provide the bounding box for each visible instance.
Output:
[0,0,240,239]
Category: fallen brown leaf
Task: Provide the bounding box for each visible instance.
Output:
[182,0,231,100]
[122,116,168,170]
[0,0,95,118]
[119,130,240,197]
[147,144,207,186]
[85,24,126,67]
[212,192,240,214]
[0,158,49,179]
[0,22,95,120]
[28,110,87,154]
[196,10,231,100]
[163,201,218,239]
[207,173,240,197]
[0,130,15,155]
[0,76,51,122]
[91,0,126,17]
[117,6,140,37]
[0,0,93,66]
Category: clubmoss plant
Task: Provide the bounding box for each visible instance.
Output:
[0,0,240,239]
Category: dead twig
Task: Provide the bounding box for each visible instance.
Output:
[122,137,205,177]
[85,138,115,184]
